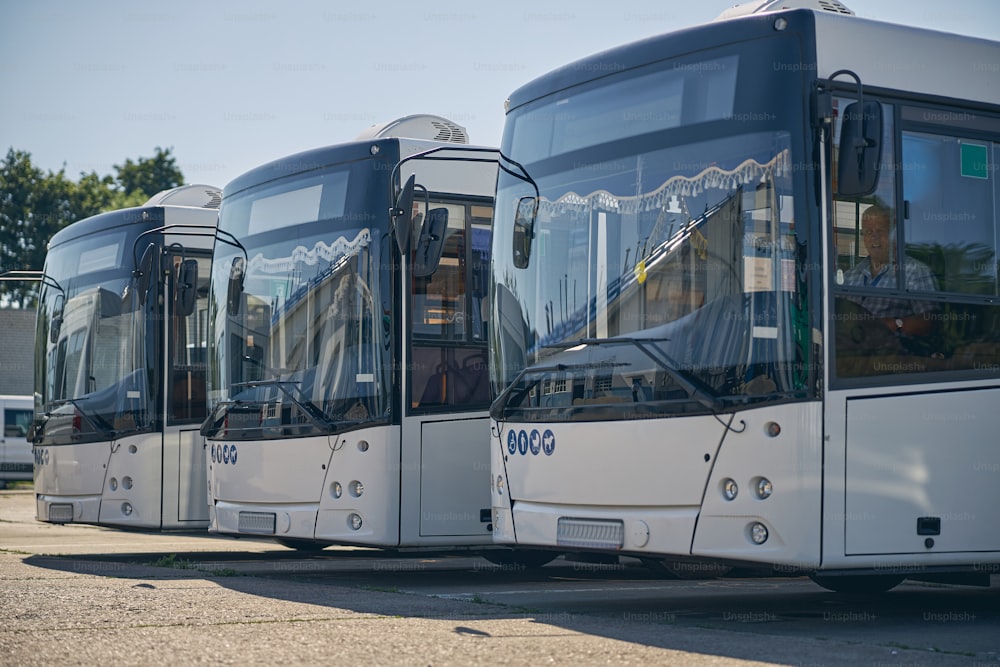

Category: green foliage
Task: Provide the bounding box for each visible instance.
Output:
[0,146,185,308]
[150,553,196,569]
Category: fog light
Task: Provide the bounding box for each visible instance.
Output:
[349,480,364,497]
[348,513,363,530]
[750,521,768,544]
[121,502,133,516]
[331,481,343,499]
[722,478,738,501]
[122,476,133,490]
[109,477,118,491]
[496,475,505,496]
[755,477,773,499]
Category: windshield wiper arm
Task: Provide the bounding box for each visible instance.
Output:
[232,379,336,431]
[576,337,724,412]
[540,336,724,413]
[489,363,568,421]
[53,398,119,439]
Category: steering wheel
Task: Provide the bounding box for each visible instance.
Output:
[834,298,901,354]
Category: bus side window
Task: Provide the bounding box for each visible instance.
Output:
[833,103,1000,380]
[171,370,207,422]
[411,346,490,409]
[169,255,210,423]
[902,130,997,296]
[409,203,492,412]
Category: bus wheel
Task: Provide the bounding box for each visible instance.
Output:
[809,574,904,593]
[482,549,558,569]
[276,538,328,551]
[641,558,732,579]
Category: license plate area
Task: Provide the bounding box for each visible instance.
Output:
[238,511,276,534]
[556,517,624,550]
[48,503,74,523]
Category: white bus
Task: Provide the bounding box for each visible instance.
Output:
[0,395,33,488]
[202,116,545,561]
[489,1,1000,591]
[32,185,220,529]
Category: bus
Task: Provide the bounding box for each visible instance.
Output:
[488,0,1000,591]
[32,185,220,529]
[202,115,539,559]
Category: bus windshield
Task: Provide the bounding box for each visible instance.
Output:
[492,59,813,421]
[205,165,390,439]
[35,229,150,443]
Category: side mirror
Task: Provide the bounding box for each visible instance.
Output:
[412,207,449,278]
[49,294,64,344]
[512,196,537,269]
[837,100,882,197]
[226,256,245,317]
[391,174,416,256]
[176,258,198,317]
[135,243,159,306]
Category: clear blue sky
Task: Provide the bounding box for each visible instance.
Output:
[2,0,998,190]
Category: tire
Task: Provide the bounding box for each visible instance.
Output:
[810,574,904,594]
[482,549,558,569]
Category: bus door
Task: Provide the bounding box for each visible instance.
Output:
[165,253,212,524]
[399,202,494,542]
[829,98,1000,557]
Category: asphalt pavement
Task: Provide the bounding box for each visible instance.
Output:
[2,488,997,666]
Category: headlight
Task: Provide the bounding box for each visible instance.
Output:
[749,522,769,544]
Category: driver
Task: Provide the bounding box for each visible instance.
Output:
[842,204,938,336]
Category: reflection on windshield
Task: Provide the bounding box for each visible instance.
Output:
[205,226,387,439]
[492,131,811,419]
[36,277,150,443]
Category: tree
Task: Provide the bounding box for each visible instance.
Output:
[114,146,184,202]
[0,147,185,309]
[0,149,76,308]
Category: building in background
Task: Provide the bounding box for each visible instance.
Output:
[0,309,34,396]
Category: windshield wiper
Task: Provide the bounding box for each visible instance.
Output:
[490,362,568,421]
[569,337,724,413]
[492,336,724,420]
[231,379,336,432]
[49,397,120,439]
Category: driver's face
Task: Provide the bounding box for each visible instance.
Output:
[861,213,892,267]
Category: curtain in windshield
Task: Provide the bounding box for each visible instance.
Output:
[492,132,808,415]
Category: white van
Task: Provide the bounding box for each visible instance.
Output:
[0,396,34,488]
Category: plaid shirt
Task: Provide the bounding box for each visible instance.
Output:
[842,256,939,318]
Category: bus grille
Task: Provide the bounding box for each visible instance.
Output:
[238,511,276,534]
[557,517,624,550]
